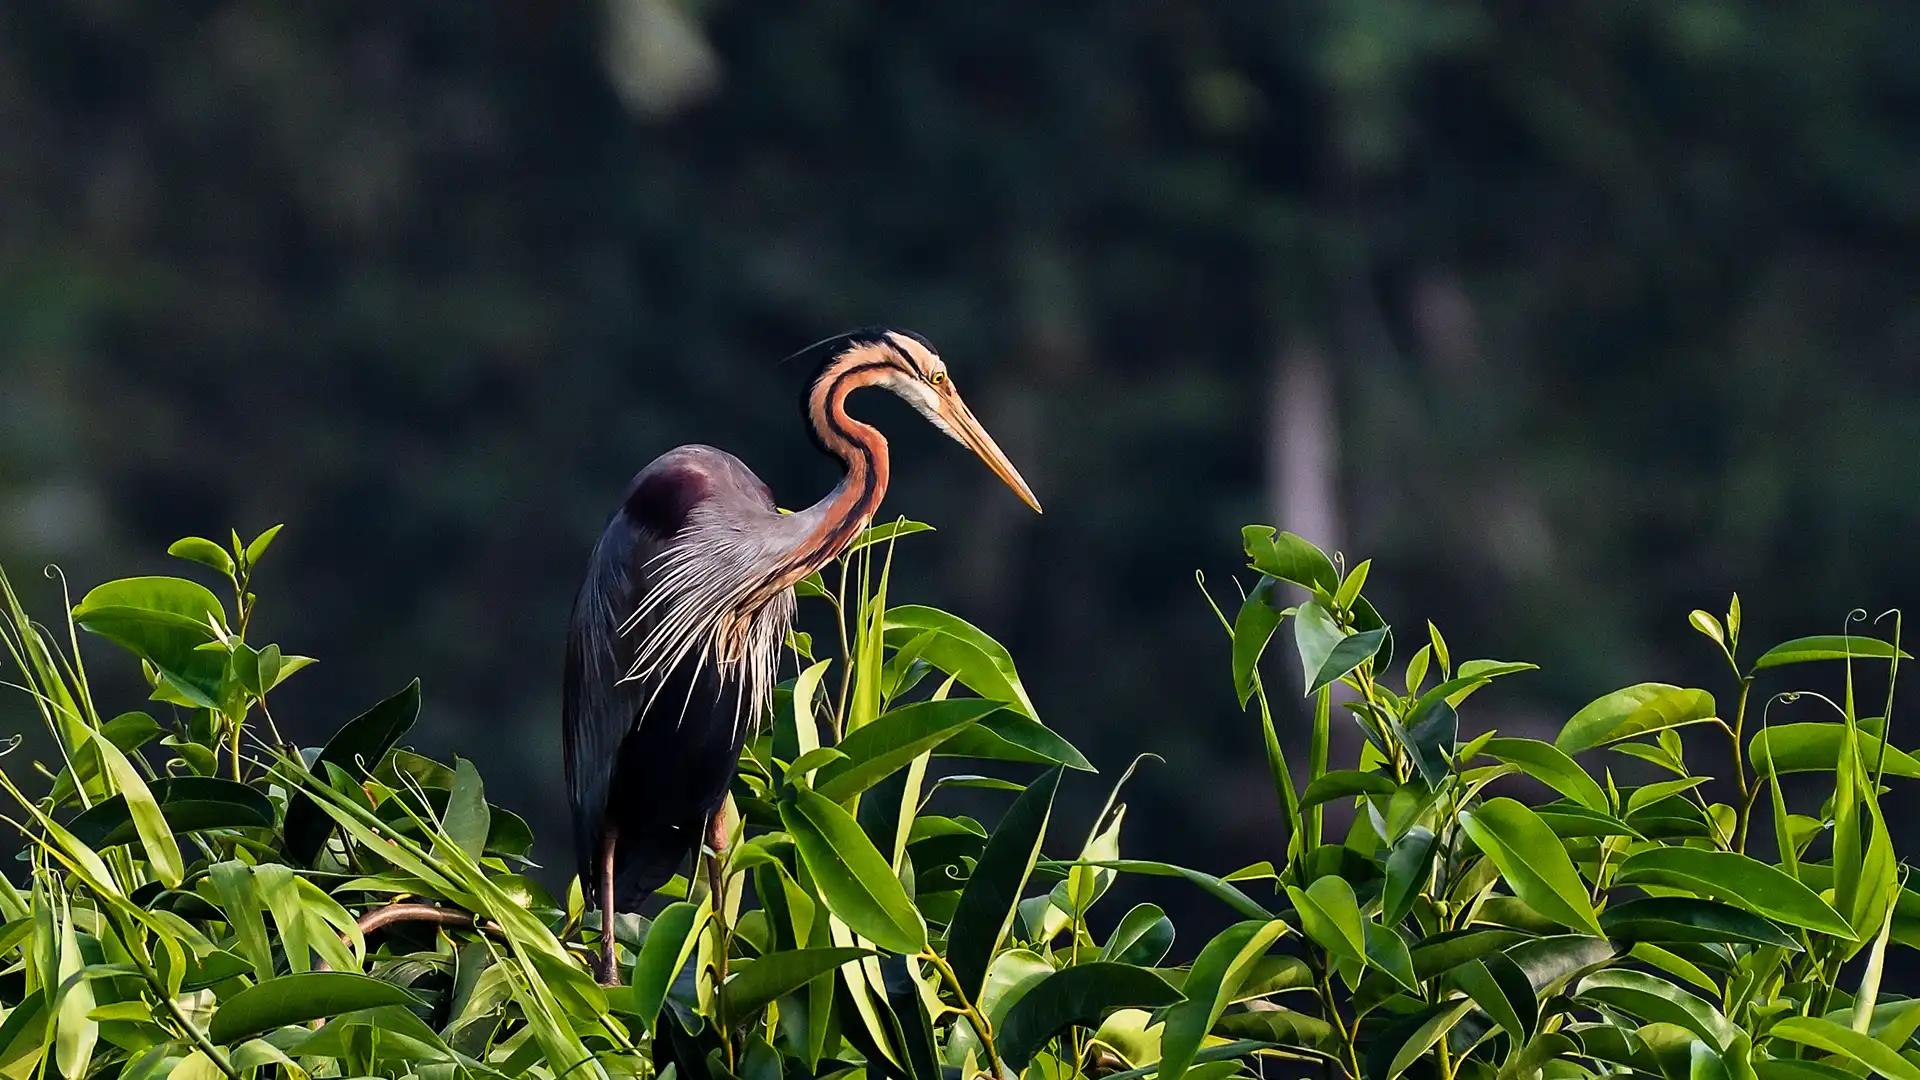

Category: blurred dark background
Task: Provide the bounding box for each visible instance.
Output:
[3,3,1917,917]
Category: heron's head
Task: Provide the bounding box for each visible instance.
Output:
[804,328,1043,514]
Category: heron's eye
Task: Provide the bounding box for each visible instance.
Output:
[928,369,947,387]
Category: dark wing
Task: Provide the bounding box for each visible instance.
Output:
[561,502,653,887]
[561,445,783,897]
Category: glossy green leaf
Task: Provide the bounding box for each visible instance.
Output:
[70,723,183,886]
[813,699,1002,801]
[1382,825,1438,925]
[284,680,422,864]
[167,537,234,576]
[629,901,702,1028]
[1294,601,1387,694]
[1769,1016,1920,1079]
[1285,877,1366,964]
[440,756,489,861]
[1459,797,1604,936]
[1483,737,1610,812]
[1503,934,1616,996]
[1577,969,1737,1050]
[724,946,870,1017]
[1365,922,1418,992]
[1453,954,1536,1044]
[884,605,1035,719]
[1156,920,1287,1080]
[1100,903,1175,967]
[782,786,927,954]
[67,776,272,848]
[1599,897,1798,949]
[1614,848,1852,938]
[1298,769,1396,811]
[997,963,1182,1072]
[1398,695,1458,788]
[947,767,1061,998]
[1366,1001,1474,1080]
[1751,636,1911,672]
[1750,723,1920,780]
[938,711,1092,771]
[1232,578,1285,706]
[1243,527,1338,593]
[1556,683,1718,754]
[208,971,421,1042]
[1081,860,1272,920]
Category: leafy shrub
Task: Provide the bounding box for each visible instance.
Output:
[0,522,1913,1080]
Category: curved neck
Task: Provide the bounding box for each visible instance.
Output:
[768,357,896,591]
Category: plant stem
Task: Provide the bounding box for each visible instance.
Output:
[122,913,240,1080]
[1308,686,1331,853]
[1729,678,1755,851]
[925,949,1003,1079]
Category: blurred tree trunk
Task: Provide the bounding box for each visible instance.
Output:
[1267,343,1340,554]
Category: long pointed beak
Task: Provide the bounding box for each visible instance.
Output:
[942,396,1044,514]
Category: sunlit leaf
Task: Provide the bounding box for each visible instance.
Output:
[1557,683,1718,754]
[1459,798,1604,936]
[1614,849,1852,938]
[208,972,421,1042]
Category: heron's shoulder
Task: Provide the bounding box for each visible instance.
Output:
[622,445,774,535]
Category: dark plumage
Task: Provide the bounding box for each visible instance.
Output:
[562,447,771,908]
[561,329,1041,984]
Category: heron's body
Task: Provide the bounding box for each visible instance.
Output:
[562,329,1039,983]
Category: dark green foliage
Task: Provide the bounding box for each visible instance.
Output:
[1,520,1917,1079]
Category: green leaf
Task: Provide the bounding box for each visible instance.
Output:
[1576,970,1737,1050]
[947,767,1062,999]
[1294,601,1387,695]
[1365,923,1418,993]
[782,787,927,954]
[723,946,870,1018]
[1690,609,1726,647]
[812,699,1002,801]
[208,971,421,1042]
[244,524,285,567]
[1483,737,1610,813]
[67,777,273,848]
[1458,797,1604,936]
[1072,860,1272,920]
[1557,683,1718,754]
[1101,903,1175,967]
[1366,1001,1474,1080]
[938,711,1093,771]
[1382,825,1438,925]
[1613,849,1852,938]
[1750,723,1920,780]
[70,723,183,886]
[1232,579,1286,707]
[884,605,1036,719]
[996,963,1182,1072]
[1298,769,1397,811]
[167,537,234,577]
[845,519,933,555]
[1285,877,1366,964]
[1398,696,1458,788]
[1599,897,1799,949]
[1751,636,1911,672]
[72,606,229,707]
[283,680,421,864]
[440,757,490,861]
[73,575,226,629]
[1156,920,1287,1080]
[628,901,702,1028]
[1333,558,1371,610]
[1243,527,1338,593]
[1453,954,1536,1044]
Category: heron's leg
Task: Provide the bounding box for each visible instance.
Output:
[705,802,735,1067]
[596,826,619,986]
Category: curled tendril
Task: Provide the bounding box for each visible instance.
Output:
[0,734,19,757]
